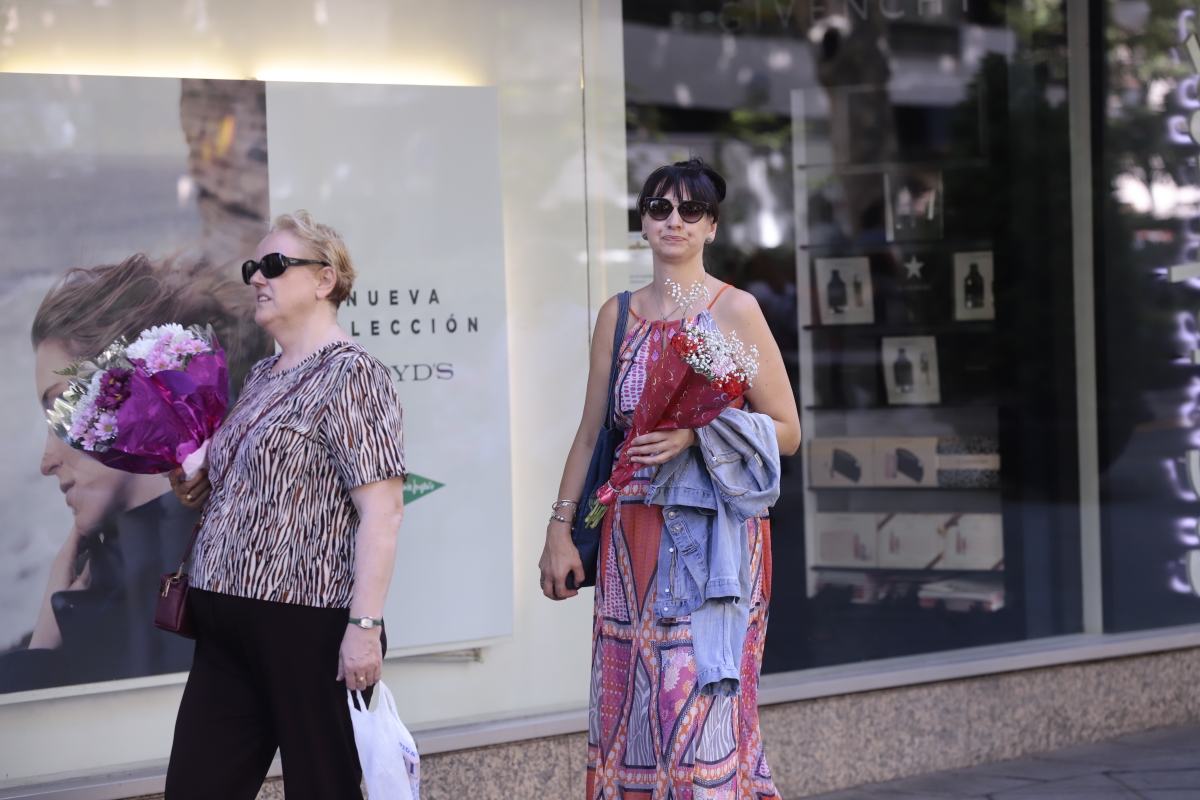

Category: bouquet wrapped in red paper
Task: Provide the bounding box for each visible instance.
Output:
[583,311,759,527]
[45,323,229,479]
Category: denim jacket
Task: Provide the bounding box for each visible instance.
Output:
[642,406,780,696]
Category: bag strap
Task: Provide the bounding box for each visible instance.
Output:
[172,346,348,572]
[602,291,631,427]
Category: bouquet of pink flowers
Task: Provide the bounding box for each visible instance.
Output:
[583,311,759,527]
[46,323,228,478]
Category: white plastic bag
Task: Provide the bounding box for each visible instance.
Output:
[347,681,421,800]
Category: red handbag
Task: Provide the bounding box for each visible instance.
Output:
[155,521,203,637]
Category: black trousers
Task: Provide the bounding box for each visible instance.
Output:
[165,589,384,800]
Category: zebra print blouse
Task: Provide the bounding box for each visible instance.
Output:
[191,340,406,608]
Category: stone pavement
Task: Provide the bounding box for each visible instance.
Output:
[802,724,1200,799]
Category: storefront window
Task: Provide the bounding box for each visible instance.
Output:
[1097,0,1200,631]
[622,1,1084,671]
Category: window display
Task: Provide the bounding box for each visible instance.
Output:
[623,0,1083,671]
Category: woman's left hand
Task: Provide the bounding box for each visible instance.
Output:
[626,428,696,465]
[337,626,383,691]
[168,467,210,511]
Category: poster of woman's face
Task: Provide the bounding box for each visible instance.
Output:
[2,73,519,695]
[0,74,272,694]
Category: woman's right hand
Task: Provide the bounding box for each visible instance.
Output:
[168,467,211,511]
[539,522,585,600]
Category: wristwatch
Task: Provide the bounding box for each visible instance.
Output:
[348,616,384,630]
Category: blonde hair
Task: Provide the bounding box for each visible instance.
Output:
[270,210,356,307]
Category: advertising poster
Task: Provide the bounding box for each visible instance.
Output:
[0,74,272,693]
[881,335,941,405]
[0,75,512,697]
[885,169,944,243]
[814,256,875,325]
[265,82,512,653]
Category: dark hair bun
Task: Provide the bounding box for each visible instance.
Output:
[673,157,727,202]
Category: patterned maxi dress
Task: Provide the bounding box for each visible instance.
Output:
[586,298,781,800]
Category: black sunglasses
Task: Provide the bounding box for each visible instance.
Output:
[242,253,330,285]
[641,197,713,224]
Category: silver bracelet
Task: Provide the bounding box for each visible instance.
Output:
[552,499,579,511]
[549,512,571,524]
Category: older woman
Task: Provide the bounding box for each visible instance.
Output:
[165,211,406,800]
[539,158,800,798]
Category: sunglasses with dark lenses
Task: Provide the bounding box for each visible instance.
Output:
[241,253,331,285]
[641,197,712,224]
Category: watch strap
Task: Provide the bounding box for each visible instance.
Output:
[349,616,384,629]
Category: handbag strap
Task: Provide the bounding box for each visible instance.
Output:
[172,346,347,572]
[602,292,631,428]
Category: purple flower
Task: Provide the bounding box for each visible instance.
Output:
[94,368,132,411]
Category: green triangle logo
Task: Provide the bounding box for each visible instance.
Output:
[404,473,445,505]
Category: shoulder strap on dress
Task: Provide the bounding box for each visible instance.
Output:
[707,283,733,309]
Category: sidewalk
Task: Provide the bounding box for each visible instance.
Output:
[802,724,1200,799]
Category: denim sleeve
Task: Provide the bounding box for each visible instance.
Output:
[692,595,749,697]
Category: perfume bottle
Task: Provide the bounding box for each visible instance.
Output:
[894,347,914,394]
[852,273,864,308]
[964,262,985,309]
[919,352,930,385]
[827,269,847,313]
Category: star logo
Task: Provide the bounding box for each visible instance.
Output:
[904,256,925,279]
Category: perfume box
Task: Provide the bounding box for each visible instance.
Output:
[937,436,1001,489]
[813,514,879,568]
[809,438,874,487]
[881,335,941,406]
[874,437,938,488]
[877,514,947,569]
[814,256,875,325]
[940,514,1004,570]
[953,251,995,321]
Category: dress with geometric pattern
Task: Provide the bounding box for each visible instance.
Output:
[585,305,781,800]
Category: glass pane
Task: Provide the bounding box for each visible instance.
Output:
[1097,0,1200,631]
[622,1,1083,671]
